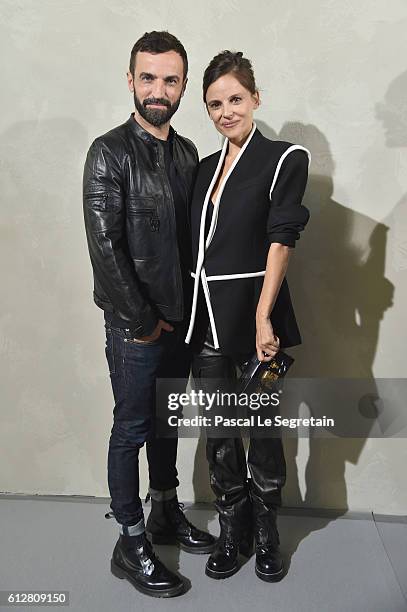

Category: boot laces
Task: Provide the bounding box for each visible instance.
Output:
[137,538,157,576]
[170,500,192,526]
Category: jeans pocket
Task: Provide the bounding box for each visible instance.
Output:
[123,329,162,346]
[105,328,116,374]
[125,338,160,347]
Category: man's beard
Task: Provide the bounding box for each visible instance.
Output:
[134,91,181,127]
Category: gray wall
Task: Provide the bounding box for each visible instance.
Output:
[1,0,406,513]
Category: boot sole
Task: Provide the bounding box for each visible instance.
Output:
[255,564,284,582]
[147,532,216,554]
[205,563,239,579]
[110,560,185,597]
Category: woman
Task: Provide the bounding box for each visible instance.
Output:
[185,51,310,581]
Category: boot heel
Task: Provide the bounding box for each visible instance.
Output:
[110,560,126,579]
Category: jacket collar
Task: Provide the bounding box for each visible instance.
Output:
[126,113,176,145]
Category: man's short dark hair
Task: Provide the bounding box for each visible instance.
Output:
[129,31,188,80]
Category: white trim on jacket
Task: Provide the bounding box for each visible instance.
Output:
[184,128,311,350]
[191,270,266,281]
[269,145,311,199]
[184,122,258,349]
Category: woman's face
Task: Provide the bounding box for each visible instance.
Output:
[205,73,259,143]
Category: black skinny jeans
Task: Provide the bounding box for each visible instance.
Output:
[192,326,286,507]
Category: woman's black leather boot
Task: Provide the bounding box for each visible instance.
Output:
[251,491,284,582]
[205,495,253,579]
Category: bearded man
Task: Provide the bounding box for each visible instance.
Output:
[83,30,215,598]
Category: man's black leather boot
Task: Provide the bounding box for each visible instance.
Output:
[251,491,284,582]
[205,495,253,579]
[110,533,184,598]
[146,495,216,554]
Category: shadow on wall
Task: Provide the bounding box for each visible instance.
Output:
[376,69,407,355]
[0,118,109,495]
[254,118,397,559]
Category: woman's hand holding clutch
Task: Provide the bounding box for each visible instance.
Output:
[255,316,280,362]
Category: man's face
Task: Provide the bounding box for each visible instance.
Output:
[127,50,186,127]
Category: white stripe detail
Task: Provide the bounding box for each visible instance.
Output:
[208,271,266,281]
[269,145,311,200]
[206,122,257,249]
[185,123,257,346]
[184,138,229,345]
[201,268,220,349]
[190,270,265,281]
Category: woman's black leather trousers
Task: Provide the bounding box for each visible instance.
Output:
[191,326,286,506]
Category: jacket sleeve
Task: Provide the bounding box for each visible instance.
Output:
[83,138,158,336]
[267,148,310,248]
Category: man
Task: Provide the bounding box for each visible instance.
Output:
[83,31,215,598]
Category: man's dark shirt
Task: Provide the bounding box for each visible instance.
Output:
[161,136,191,285]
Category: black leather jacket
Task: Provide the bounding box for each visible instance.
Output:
[83,114,198,337]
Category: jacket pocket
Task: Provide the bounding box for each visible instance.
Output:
[126,199,161,260]
[130,209,160,231]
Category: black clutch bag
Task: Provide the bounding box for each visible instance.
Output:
[237,351,295,394]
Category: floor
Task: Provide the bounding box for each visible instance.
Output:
[0,496,406,612]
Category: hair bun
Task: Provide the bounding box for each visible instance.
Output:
[202,49,256,102]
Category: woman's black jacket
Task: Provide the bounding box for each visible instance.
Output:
[185,124,310,356]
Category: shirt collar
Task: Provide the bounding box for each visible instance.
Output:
[126,113,176,145]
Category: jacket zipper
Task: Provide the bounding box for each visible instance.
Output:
[84,192,108,202]
[130,208,160,231]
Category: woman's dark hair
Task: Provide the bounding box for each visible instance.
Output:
[203,50,257,103]
[129,31,188,80]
